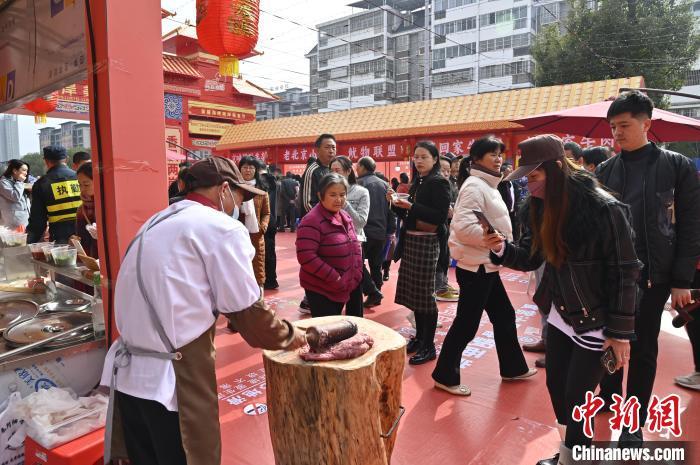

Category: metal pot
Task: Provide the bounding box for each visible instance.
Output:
[3,312,93,349]
[0,299,39,334]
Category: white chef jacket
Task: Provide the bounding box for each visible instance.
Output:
[99,200,260,411]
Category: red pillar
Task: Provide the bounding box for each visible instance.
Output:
[84,0,168,343]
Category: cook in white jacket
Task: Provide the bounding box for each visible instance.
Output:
[431,136,535,396]
[100,157,305,465]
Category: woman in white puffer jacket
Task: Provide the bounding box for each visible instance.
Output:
[431,136,535,396]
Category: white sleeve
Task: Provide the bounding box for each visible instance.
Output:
[451,183,487,246]
[202,223,260,314]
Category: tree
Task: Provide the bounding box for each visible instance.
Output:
[532,0,700,106]
[21,152,46,177]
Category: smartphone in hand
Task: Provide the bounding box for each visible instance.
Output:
[601,346,617,374]
[473,210,496,234]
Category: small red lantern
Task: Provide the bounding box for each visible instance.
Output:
[23,93,58,124]
[196,0,260,77]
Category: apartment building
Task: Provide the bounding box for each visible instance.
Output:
[38,122,91,151]
[0,114,20,163]
[256,88,312,121]
[308,0,569,113]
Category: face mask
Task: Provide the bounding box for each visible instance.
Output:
[528,180,546,199]
[220,185,240,220]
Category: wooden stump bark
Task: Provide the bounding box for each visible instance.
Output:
[263,316,406,465]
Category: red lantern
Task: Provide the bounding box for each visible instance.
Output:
[196,0,260,77]
[23,93,58,124]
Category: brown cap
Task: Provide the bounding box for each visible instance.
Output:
[506,134,565,181]
[187,157,265,201]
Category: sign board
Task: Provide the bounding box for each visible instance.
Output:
[189,120,232,136]
[0,0,87,112]
[188,100,255,122]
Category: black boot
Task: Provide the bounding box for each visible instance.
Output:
[536,453,559,465]
[406,337,421,354]
[409,344,436,365]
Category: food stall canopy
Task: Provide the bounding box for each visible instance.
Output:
[216,76,644,151]
[510,99,700,143]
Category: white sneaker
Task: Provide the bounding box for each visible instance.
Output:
[675,371,700,390]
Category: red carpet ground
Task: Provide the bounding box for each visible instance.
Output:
[214,233,699,465]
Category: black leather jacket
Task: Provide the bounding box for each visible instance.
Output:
[491,173,641,340]
[596,144,700,289]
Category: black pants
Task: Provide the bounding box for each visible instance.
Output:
[415,311,438,350]
[117,391,187,465]
[688,271,700,372]
[264,224,277,285]
[509,212,520,243]
[432,267,528,386]
[306,285,363,318]
[362,238,385,296]
[546,325,606,448]
[598,283,672,425]
[284,202,297,230]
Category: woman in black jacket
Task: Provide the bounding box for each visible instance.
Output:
[487,135,640,465]
[387,141,451,365]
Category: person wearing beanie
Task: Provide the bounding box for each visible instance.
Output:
[26,145,82,244]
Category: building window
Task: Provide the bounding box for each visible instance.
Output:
[350,58,386,76]
[396,35,410,52]
[479,60,533,79]
[432,68,474,86]
[686,69,700,86]
[350,11,383,33]
[435,0,476,10]
[432,49,446,70]
[538,3,560,25]
[319,44,348,62]
[320,22,348,39]
[396,81,409,97]
[435,16,477,36]
[480,33,530,53]
[396,57,409,75]
[351,35,384,55]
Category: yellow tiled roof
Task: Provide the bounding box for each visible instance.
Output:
[217,77,644,151]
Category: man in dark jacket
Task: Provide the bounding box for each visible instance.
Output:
[261,164,280,290]
[498,163,522,243]
[596,91,700,445]
[357,156,390,307]
[27,146,82,244]
[300,134,335,216]
[279,172,299,231]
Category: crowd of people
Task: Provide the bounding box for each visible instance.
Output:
[0,148,95,252]
[7,90,696,465]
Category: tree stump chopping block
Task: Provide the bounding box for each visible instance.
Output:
[263,315,406,465]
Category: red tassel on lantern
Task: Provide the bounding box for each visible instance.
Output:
[23,93,58,124]
[196,0,260,77]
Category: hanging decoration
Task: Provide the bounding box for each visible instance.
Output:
[196,0,260,78]
[23,93,58,123]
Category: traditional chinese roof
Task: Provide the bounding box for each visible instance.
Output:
[231,78,279,103]
[217,76,644,151]
[163,54,203,79]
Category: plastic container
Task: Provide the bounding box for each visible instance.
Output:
[4,232,27,247]
[30,242,54,261]
[42,244,58,263]
[24,428,104,465]
[51,247,77,267]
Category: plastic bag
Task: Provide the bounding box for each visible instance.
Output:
[22,387,108,450]
[85,223,98,240]
[0,392,26,465]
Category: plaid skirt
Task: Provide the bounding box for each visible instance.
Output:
[395,233,439,315]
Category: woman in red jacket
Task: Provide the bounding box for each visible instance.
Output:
[296,173,363,317]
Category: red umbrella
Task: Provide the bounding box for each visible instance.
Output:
[511,100,700,143]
